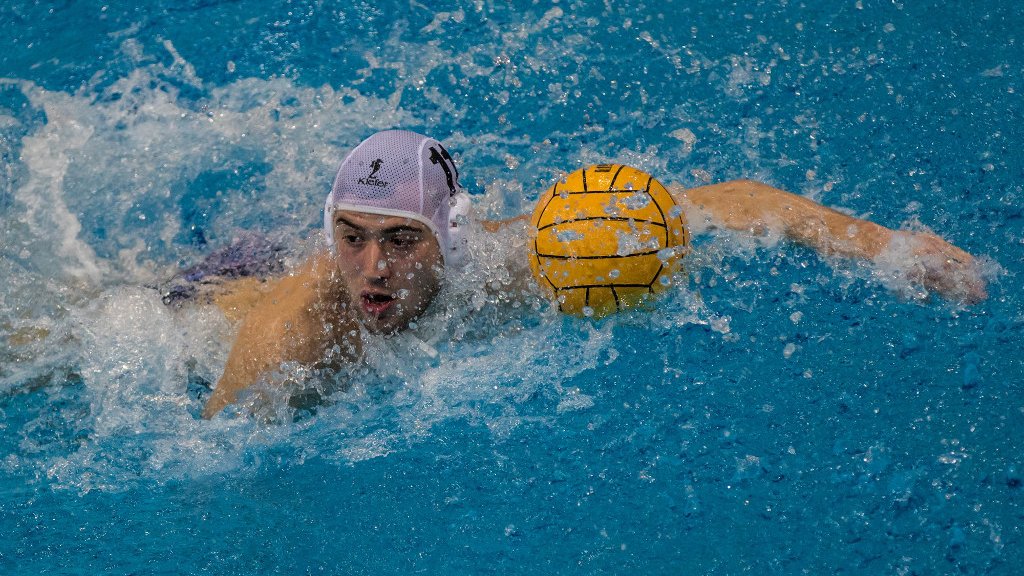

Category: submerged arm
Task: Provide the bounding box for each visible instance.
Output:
[673,179,986,303]
[481,214,530,233]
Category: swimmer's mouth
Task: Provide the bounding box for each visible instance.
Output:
[360,291,396,315]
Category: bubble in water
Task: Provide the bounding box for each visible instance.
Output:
[669,128,697,155]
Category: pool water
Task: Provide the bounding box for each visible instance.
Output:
[2,0,1022,573]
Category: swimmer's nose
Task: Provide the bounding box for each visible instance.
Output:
[361,240,392,280]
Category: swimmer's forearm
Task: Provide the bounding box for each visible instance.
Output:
[202,318,320,419]
[201,381,236,419]
[677,179,889,258]
[202,351,265,419]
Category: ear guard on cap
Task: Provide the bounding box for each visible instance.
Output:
[445,192,472,268]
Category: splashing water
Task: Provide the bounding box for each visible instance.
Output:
[1,1,1022,574]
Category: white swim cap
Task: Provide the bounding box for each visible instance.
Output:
[324,130,471,266]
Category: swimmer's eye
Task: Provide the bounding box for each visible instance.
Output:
[387,234,424,249]
[340,233,366,245]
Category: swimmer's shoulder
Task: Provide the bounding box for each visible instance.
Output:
[183,256,330,324]
[207,276,281,322]
[249,251,345,322]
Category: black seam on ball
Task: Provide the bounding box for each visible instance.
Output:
[536,217,667,232]
[608,164,626,189]
[557,282,653,290]
[557,188,651,195]
[534,249,662,260]
[647,263,665,288]
[536,181,559,227]
[645,176,672,249]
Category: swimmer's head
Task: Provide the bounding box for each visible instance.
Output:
[324,130,471,267]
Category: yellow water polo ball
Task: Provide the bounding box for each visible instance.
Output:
[529,164,690,318]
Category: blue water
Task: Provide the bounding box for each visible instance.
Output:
[2,0,1022,573]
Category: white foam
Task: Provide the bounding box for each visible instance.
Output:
[669,127,697,155]
[9,80,106,286]
[5,44,431,292]
[36,283,250,490]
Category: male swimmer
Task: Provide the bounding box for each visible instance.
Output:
[199,129,986,418]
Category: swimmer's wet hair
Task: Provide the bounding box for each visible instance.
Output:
[324,130,471,266]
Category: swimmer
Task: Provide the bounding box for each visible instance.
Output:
[199,130,986,418]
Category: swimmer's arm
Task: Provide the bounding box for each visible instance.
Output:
[201,321,281,419]
[481,214,530,233]
[202,310,315,419]
[202,255,351,419]
[673,180,987,303]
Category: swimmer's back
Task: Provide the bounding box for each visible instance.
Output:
[161,234,290,322]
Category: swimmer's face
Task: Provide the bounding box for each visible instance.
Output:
[332,211,444,333]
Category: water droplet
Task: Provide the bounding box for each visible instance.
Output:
[555,228,585,242]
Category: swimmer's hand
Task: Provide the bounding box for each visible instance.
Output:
[887,231,988,304]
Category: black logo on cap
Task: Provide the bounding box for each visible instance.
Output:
[428,145,460,197]
[358,158,388,188]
